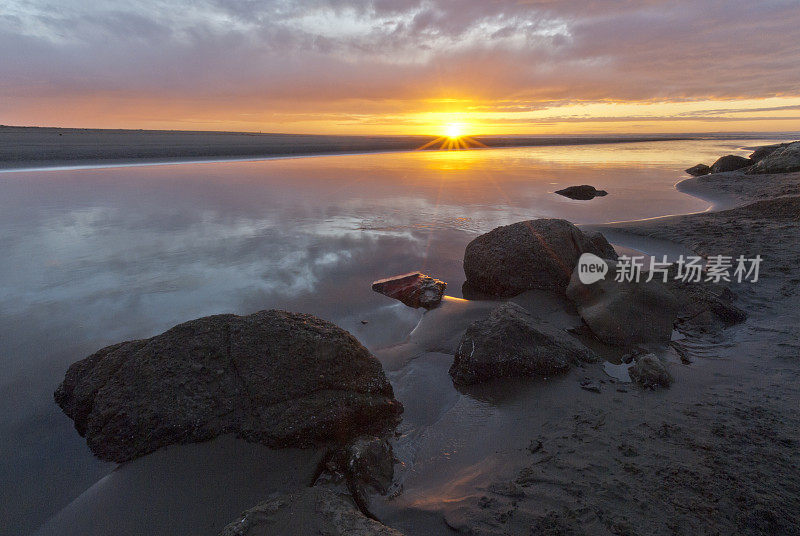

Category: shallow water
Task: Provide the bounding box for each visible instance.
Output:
[0,136,790,534]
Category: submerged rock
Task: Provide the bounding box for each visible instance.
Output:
[55,310,402,462]
[463,219,617,297]
[449,303,591,385]
[554,185,608,200]
[710,155,751,173]
[371,272,446,309]
[629,354,673,389]
[685,163,711,176]
[219,487,404,536]
[566,261,680,346]
[748,141,800,174]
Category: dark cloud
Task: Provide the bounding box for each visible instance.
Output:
[677,104,800,116]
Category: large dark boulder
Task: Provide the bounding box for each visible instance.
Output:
[554,185,608,200]
[449,303,592,385]
[749,142,792,163]
[566,261,680,346]
[685,164,711,176]
[463,219,616,297]
[748,141,800,174]
[219,487,404,536]
[710,155,751,173]
[54,310,402,462]
[371,272,446,309]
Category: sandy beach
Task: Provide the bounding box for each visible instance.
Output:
[17,140,797,536]
[6,1,800,534]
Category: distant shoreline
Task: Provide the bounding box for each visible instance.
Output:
[4,126,798,171]
[0,125,712,170]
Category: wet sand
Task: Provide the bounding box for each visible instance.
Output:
[0,126,698,170]
[370,168,800,534]
[371,175,798,535]
[34,437,325,536]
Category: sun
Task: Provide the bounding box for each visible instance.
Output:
[444,122,466,139]
[416,122,487,150]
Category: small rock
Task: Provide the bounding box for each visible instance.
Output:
[371,272,446,309]
[554,185,608,200]
[450,303,592,385]
[621,347,647,364]
[343,436,395,495]
[218,487,403,536]
[710,154,751,173]
[629,354,674,389]
[580,378,601,393]
[684,163,711,176]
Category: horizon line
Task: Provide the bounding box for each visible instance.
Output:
[3,124,800,139]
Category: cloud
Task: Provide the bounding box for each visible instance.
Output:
[1,0,799,129]
[676,104,800,116]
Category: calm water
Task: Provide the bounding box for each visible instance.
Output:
[0,137,788,534]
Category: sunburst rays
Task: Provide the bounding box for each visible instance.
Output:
[416,135,488,151]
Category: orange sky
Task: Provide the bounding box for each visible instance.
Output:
[7,94,800,136]
[2,1,800,135]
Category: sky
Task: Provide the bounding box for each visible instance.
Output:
[2,0,800,135]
